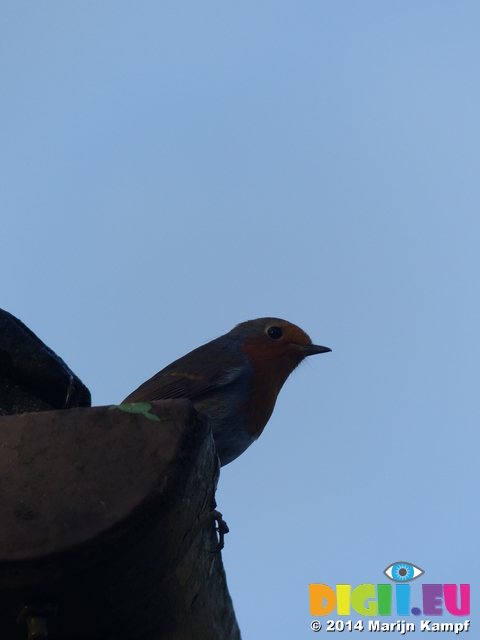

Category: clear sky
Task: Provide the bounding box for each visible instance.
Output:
[2,3,478,638]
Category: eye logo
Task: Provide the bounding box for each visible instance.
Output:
[384,561,424,582]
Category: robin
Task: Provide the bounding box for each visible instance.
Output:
[123,317,331,466]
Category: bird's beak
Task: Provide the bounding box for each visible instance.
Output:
[300,344,332,355]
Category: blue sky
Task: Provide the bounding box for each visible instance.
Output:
[2,3,478,637]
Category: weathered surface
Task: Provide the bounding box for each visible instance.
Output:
[0,308,91,415]
[0,401,241,640]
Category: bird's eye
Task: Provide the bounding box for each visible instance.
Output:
[267,326,283,340]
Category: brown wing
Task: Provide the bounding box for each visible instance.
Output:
[122,342,247,403]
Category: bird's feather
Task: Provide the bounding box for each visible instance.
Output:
[123,343,248,403]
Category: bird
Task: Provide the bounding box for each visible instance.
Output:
[122,317,331,466]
